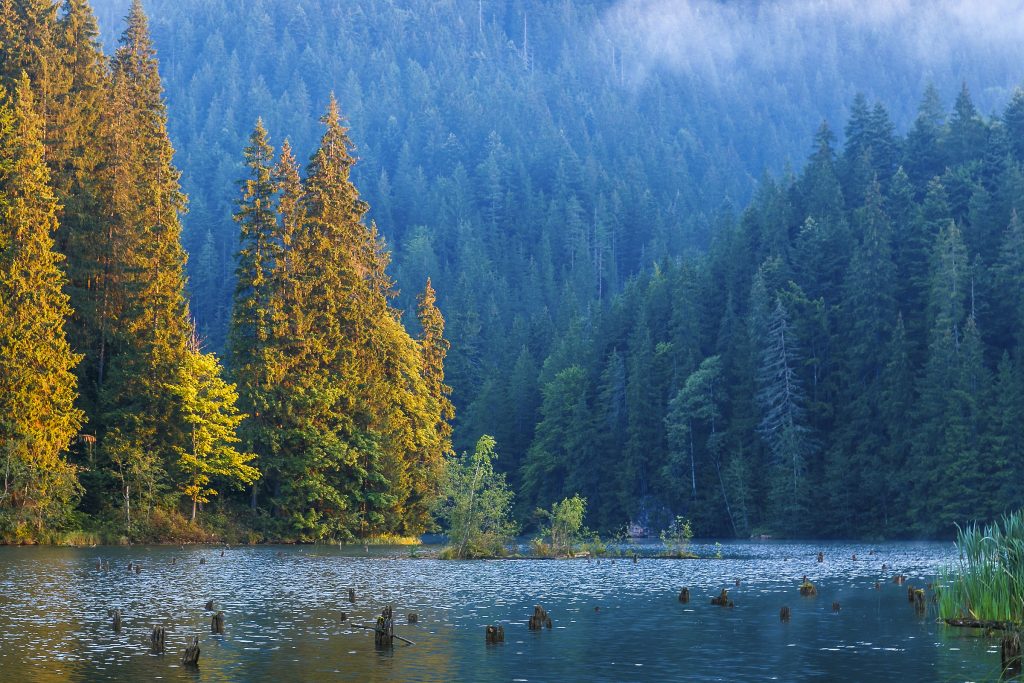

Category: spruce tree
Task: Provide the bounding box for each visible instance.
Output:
[0,74,83,535]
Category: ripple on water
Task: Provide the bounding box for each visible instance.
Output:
[0,540,1000,681]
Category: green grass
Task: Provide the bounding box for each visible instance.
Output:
[937,510,1024,626]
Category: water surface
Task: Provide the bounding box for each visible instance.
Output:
[0,541,1004,681]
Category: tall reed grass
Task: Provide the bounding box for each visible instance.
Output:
[938,511,1024,625]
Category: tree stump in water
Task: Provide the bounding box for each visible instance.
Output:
[340,612,347,622]
[678,588,690,604]
[205,600,215,611]
[851,554,857,561]
[407,613,418,624]
[375,605,395,648]
[832,601,841,613]
[913,589,926,615]
[874,582,881,590]
[817,552,824,563]
[199,558,207,565]
[528,605,552,629]
[134,564,141,574]
[110,609,122,632]
[127,561,133,572]
[779,606,791,622]
[907,586,915,602]
[151,625,166,654]
[171,557,176,566]
[181,636,200,666]
[735,578,741,587]
[348,588,356,603]
[799,578,817,597]
[485,625,505,644]
[1003,632,1022,678]
[211,611,225,634]
[711,589,734,607]
[893,575,905,585]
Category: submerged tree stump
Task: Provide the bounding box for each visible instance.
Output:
[181,636,200,666]
[375,605,395,648]
[735,578,741,587]
[407,613,418,624]
[340,612,347,622]
[134,564,141,574]
[528,605,552,629]
[799,577,817,597]
[205,600,215,611]
[711,589,734,607]
[199,558,207,565]
[780,606,791,622]
[110,609,122,632]
[678,588,690,604]
[874,581,881,590]
[151,625,166,654]
[485,624,505,644]
[907,585,916,602]
[832,601,841,613]
[893,575,906,585]
[817,552,824,563]
[211,611,225,634]
[913,589,926,615]
[348,588,356,603]
[1002,632,1022,678]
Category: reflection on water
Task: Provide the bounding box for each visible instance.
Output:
[0,541,1004,681]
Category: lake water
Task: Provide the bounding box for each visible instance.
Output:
[0,540,1007,682]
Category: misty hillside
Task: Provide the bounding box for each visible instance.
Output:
[75,0,1024,535]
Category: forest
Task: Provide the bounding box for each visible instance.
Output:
[1,0,1023,542]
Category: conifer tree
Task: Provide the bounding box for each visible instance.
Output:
[0,75,83,534]
[97,0,192,527]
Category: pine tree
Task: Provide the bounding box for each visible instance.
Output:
[756,299,813,533]
[229,119,279,510]
[0,74,83,535]
[97,0,192,529]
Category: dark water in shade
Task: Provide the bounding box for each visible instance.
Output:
[0,541,1007,682]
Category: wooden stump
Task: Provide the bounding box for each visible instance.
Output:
[110,609,122,632]
[678,588,690,604]
[874,581,881,590]
[711,589,734,607]
[528,605,552,629]
[817,552,824,563]
[134,564,141,574]
[1002,632,1022,678]
[893,574,905,585]
[348,588,356,603]
[340,612,347,622]
[181,636,200,667]
[151,625,166,654]
[485,624,505,644]
[780,606,791,622]
[127,561,133,572]
[211,611,225,635]
[913,589,926,615]
[199,558,207,565]
[832,601,841,613]
[851,554,857,561]
[205,600,215,611]
[95,560,102,571]
[735,578,741,587]
[907,585,915,602]
[171,557,177,565]
[799,577,817,597]
[407,613,418,624]
[220,550,225,557]
[375,605,395,649]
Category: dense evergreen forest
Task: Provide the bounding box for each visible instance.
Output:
[2,0,1024,542]
[0,0,452,543]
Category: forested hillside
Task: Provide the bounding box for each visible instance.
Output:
[83,0,1024,498]
[521,90,1024,538]
[3,0,1024,541]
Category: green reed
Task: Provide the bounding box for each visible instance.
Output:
[937,510,1024,626]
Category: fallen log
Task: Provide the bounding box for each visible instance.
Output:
[943,618,1017,631]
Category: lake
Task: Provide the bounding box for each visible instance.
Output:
[0,541,1006,681]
